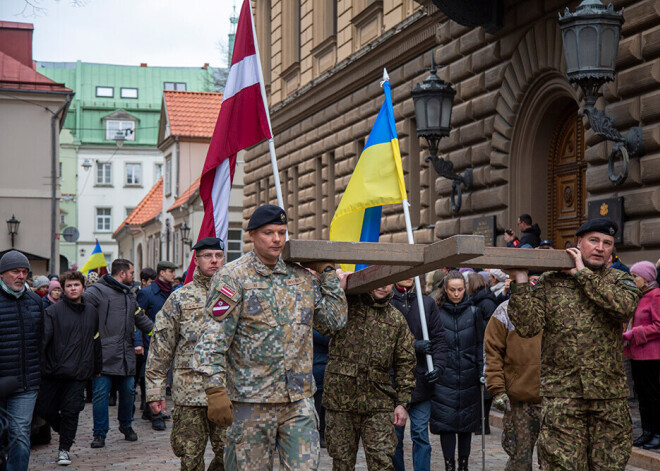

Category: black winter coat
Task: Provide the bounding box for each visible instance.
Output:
[390,286,448,404]
[0,287,43,392]
[430,297,484,434]
[469,288,498,324]
[136,281,169,350]
[41,297,102,380]
[520,224,541,248]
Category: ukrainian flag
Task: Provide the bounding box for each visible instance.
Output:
[80,240,108,275]
[330,69,407,272]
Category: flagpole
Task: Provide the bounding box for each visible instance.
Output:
[248,1,284,211]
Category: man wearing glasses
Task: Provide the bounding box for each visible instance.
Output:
[145,237,227,471]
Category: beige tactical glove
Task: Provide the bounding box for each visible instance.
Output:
[206,386,233,426]
[493,392,511,412]
[301,261,336,274]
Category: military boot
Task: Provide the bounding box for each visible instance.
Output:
[457,457,469,471]
[444,458,455,471]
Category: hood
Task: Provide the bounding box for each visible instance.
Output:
[470,287,496,304]
[523,223,541,237]
[100,274,131,294]
[192,267,212,291]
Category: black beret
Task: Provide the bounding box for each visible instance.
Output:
[192,237,224,251]
[575,217,618,237]
[247,205,287,231]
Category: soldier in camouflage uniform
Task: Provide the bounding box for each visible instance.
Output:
[145,237,227,471]
[321,284,416,471]
[194,205,348,471]
[507,218,641,470]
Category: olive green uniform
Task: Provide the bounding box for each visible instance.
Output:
[508,267,640,470]
[321,292,416,471]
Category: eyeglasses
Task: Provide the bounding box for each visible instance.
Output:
[196,252,224,260]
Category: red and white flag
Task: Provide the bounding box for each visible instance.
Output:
[185,0,271,283]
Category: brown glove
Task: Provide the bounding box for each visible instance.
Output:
[301,261,336,274]
[206,386,233,426]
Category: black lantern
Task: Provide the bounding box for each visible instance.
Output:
[6,214,20,248]
[412,59,472,213]
[559,0,644,185]
[180,222,192,248]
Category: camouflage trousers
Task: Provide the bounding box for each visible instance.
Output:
[538,397,632,471]
[325,410,397,471]
[170,405,226,471]
[224,397,320,471]
[501,401,541,471]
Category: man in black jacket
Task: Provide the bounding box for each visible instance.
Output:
[0,250,43,471]
[84,259,153,448]
[391,278,448,471]
[37,271,101,466]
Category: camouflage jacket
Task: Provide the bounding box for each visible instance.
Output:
[193,250,348,403]
[145,268,211,406]
[321,292,416,413]
[508,267,640,399]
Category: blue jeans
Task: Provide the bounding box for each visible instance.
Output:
[92,375,135,437]
[393,400,432,471]
[0,389,38,471]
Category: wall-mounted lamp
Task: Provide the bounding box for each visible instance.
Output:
[180,222,193,249]
[6,214,20,248]
[81,159,92,170]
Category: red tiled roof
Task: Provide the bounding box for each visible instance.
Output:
[113,178,163,236]
[163,90,223,138]
[0,50,71,92]
[167,176,200,212]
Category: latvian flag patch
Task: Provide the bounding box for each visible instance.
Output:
[220,285,235,298]
[211,284,237,321]
[212,298,231,317]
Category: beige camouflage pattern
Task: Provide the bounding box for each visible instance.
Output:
[508,267,640,399]
[194,250,348,403]
[145,267,213,406]
[538,397,632,470]
[170,405,226,471]
[501,401,541,471]
[224,397,320,471]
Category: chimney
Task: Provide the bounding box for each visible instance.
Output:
[140,63,147,67]
[0,22,34,68]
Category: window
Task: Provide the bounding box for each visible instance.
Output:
[96,86,113,98]
[173,231,180,265]
[227,228,243,262]
[154,163,163,182]
[282,0,301,68]
[96,208,112,232]
[105,120,136,141]
[60,213,66,225]
[125,207,135,217]
[164,156,172,196]
[120,87,138,99]
[164,82,187,91]
[125,163,142,186]
[96,162,112,185]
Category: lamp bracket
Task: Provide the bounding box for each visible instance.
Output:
[425,154,473,213]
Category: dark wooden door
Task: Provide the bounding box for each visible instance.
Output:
[548,105,587,249]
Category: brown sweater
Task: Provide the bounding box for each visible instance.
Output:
[484,300,542,403]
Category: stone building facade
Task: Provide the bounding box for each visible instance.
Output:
[243,0,660,264]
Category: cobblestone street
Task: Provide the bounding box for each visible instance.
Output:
[28,398,654,470]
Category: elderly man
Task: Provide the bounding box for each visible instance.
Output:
[146,237,227,471]
[507,218,640,470]
[0,251,43,471]
[195,204,348,470]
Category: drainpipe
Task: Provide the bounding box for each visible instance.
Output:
[51,94,72,274]
[175,136,180,197]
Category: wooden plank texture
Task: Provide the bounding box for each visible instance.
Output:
[345,235,485,294]
[458,247,574,270]
[282,240,425,265]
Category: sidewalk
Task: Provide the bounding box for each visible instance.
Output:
[29,398,654,470]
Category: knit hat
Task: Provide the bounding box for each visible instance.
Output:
[48,279,62,294]
[630,261,657,285]
[489,269,508,282]
[0,250,30,274]
[478,271,490,282]
[33,275,50,290]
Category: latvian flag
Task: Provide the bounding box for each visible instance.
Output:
[185,0,272,283]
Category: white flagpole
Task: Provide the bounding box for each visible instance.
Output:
[248,1,285,211]
[382,68,434,373]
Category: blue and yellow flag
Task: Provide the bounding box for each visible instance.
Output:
[329,69,407,272]
[80,240,108,275]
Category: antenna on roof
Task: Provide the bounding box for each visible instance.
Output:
[228,2,238,66]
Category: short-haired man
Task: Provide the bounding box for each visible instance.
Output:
[136,260,177,430]
[37,271,102,466]
[507,218,640,469]
[195,204,348,470]
[84,259,153,448]
[0,251,43,471]
[146,237,227,470]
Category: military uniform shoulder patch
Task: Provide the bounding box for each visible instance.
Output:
[211,283,240,322]
[619,278,639,291]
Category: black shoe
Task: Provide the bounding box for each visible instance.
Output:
[151,413,166,431]
[634,430,654,447]
[141,408,152,421]
[108,395,117,406]
[161,413,171,420]
[458,457,469,471]
[643,434,660,450]
[444,458,456,471]
[119,425,138,441]
[90,435,105,448]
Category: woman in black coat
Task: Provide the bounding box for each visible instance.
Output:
[431,270,485,471]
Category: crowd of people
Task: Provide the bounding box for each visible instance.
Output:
[1,207,660,471]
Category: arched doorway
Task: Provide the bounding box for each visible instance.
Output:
[547,103,588,249]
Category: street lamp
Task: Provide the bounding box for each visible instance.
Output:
[180,222,193,249]
[6,214,20,248]
[559,0,644,185]
[411,58,472,213]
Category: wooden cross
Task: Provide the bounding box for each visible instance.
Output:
[282,236,574,294]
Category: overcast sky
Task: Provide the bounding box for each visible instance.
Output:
[0,0,234,68]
